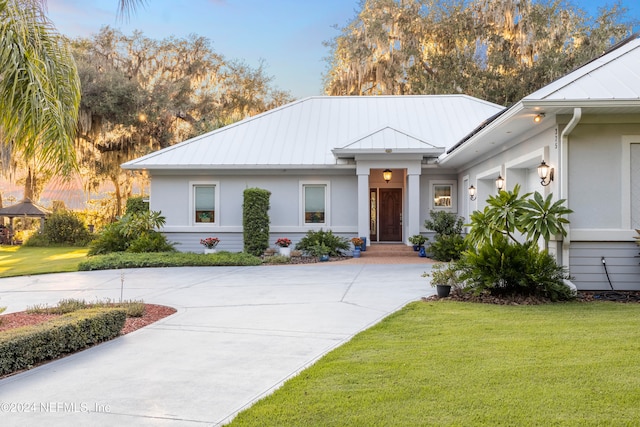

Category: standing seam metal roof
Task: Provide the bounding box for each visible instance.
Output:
[123,95,504,169]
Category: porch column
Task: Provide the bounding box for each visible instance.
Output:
[407,172,420,242]
[357,170,370,246]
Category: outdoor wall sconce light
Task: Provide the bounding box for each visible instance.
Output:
[534,113,545,123]
[383,169,393,183]
[468,185,477,201]
[495,175,505,190]
[537,160,554,186]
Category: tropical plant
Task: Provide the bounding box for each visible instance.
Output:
[88,210,174,255]
[465,184,572,247]
[295,229,349,256]
[457,235,573,301]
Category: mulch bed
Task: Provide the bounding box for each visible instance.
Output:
[0,304,176,334]
[423,290,640,305]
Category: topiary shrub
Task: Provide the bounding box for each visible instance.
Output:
[43,210,92,245]
[295,229,349,256]
[243,188,271,256]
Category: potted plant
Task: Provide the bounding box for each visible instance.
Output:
[408,234,427,251]
[351,237,363,258]
[422,262,461,298]
[275,237,292,257]
[199,212,212,223]
[200,237,220,254]
[311,243,331,261]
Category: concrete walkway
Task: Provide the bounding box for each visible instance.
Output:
[0,263,435,426]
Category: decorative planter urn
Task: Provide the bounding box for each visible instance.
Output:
[204,248,217,254]
[436,284,451,298]
[353,247,361,258]
[279,247,291,257]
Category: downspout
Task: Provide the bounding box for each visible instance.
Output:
[560,107,582,270]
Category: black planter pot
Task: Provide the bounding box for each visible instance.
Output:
[436,284,451,298]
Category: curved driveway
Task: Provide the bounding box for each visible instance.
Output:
[0,263,434,426]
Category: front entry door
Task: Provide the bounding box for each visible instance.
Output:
[379,188,402,241]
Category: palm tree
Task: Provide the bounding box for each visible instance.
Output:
[0,0,80,174]
[0,0,147,176]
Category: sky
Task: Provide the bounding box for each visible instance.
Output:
[47,0,640,100]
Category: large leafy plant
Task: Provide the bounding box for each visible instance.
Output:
[466,184,572,247]
[460,184,574,300]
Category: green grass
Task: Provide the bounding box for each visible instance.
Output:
[0,247,263,277]
[230,301,640,426]
[0,246,89,278]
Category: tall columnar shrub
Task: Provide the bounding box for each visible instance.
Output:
[243,188,271,256]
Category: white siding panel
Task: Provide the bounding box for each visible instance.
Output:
[569,242,640,290]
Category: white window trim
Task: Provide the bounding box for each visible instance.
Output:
[300,181,330,227]
[189,180,220,226]
[622,136,640,230]
[429,180,457,212]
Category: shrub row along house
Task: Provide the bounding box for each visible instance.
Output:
[123,34,640,291]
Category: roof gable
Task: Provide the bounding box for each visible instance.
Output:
[525,35,640,101]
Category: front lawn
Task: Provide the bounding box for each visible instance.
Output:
[0,246,89,278]
[230,301,640,426]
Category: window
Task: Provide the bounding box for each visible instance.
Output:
[302,183,327,224]
[194,185,215,224]
[429,180,457,212]
[433,184,452,207]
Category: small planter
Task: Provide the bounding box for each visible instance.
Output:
[204,248,217,254]
[418,246,426,257]
[413,245,420,252]
[353,248,361,258]
[436,284,451,298]
[319,254,330,262]
[279,247,291,257]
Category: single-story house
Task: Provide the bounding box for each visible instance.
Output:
[123,34,640,291]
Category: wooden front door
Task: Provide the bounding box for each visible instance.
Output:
[379,188,402,241]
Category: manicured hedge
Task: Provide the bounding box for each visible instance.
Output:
[0,308,126,376]
[77,251,262,271]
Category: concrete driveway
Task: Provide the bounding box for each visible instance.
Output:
[0,263,434,426]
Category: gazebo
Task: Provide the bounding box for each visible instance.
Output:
[0,198,50,244]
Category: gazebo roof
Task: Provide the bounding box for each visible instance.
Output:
[0,199,50,218]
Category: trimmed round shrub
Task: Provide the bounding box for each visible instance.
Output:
[37,210,91,246]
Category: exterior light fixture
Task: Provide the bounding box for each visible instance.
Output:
[383,169,392,183]
[534,113,545,123]
[468,185,477,201]
[537,160,554,186]
[495,175,505,190]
